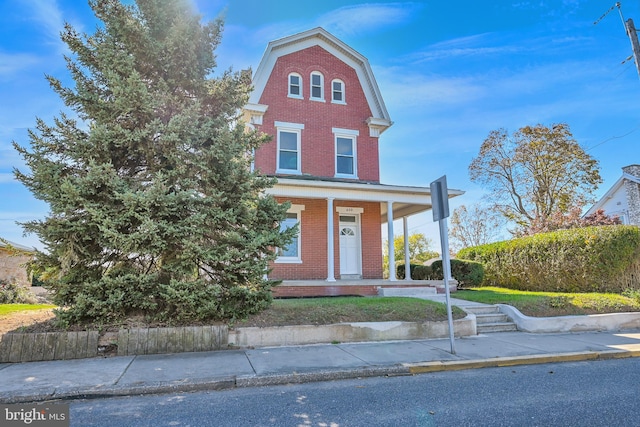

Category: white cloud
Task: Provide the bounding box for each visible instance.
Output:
[375,66,487,110]
[0,173,15,183]
[27,0,66,44]
[316,2,423,37]
[405,30,595,66]
[0,52,40,79]
[218,2,424,71]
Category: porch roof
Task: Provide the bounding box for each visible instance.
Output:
[0,238,35,253]
[265,177,464,222]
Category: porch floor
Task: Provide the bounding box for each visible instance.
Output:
[272,279,456,298]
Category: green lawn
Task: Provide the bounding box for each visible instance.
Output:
[238,296,466,327]
[0,304,56,316]
[6,288,635,327]
[455,287,640,317]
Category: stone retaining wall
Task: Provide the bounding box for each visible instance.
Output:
[0,326,228,363]
[117,326,227,356]
[0,331,99,363]
[0,319,472,363]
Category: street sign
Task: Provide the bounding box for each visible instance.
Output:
[429,174,456,354]
[430,175,450,222]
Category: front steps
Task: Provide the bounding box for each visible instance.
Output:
[378,287,437,297]
[464,305,518,333]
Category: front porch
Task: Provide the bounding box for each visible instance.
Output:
[271,279,457,298]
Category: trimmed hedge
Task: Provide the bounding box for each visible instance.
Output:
[396,264,432,280]
[395,260,484,286]
[457,225,640,293]
[430,259,484,287]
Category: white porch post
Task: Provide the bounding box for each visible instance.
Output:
[326,197,336,282]
[403,216,411,280]
[387,201,396,281]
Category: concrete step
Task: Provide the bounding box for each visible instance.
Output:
[378,287,437,296]
[477,322,519,333]
[464,305,501,315]
[475,313,511,324]
[463,304,519,333]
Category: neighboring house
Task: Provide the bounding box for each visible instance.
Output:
[586,164,640,225]
[243,27,462,286]
[0,239,35,287]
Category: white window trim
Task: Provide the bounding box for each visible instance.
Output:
[276,121,304,174]
[276,204,305,263]
[310,71,325,102]
[288,73,303,99]
[333,127,359,179]
[331,79,346,104]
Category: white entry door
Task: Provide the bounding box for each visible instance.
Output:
[339,215,361,276]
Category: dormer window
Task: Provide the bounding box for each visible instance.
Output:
[331,79,345,104]
[288,73,302,98]
[310,72,324,101]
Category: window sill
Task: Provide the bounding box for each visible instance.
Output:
[274,258,303,264]
[310,97,326,103]
[331,100,347,105]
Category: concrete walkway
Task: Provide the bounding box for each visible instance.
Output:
[2,293,640,403]
[2,329,640,403]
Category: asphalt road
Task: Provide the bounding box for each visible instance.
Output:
[69,358,640,426]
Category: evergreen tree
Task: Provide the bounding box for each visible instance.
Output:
[13,0,294,325]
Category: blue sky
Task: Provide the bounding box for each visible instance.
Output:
[1,0,639,250]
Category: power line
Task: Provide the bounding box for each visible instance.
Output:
[586,127,639,151]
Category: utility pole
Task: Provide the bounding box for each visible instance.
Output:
[625,18,640,79]
[595,3,640,79]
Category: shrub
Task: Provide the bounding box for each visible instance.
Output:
[430,259,485,287]
[457,225,640,293]
[0,278,38,304]
[396,264,432,280]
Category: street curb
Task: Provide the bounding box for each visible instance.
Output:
[235,365,412,389]
[405,350,640,374]
[0,377,239,404]
[4,350,640,404]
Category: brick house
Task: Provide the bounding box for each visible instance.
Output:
[243,28,462,292]
[586,164,640,225]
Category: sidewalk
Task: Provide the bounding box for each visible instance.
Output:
[2,329,640,403]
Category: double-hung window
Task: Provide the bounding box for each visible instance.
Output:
[276,204,304,262]
[288,73,302,98]
[310,71,324,101]
[333,128,358,178]
[331,79,345,104]
[276,121,304,174]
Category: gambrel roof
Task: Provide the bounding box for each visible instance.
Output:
[248,27,392,134]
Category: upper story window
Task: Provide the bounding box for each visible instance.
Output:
[333,128,359,178]
[310,71,324,101]
[331,79,345,104]
[288,73,303,98]
[276,121,304,174]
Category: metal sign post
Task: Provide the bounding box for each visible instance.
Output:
[430,175,456,354]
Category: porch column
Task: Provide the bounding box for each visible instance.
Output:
[326,197,336,282]
[403,216,411,280]
[387,201,396,281]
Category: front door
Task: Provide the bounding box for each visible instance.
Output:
[339,215,361,277]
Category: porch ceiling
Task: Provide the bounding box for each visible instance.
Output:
[265,177,464,223]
